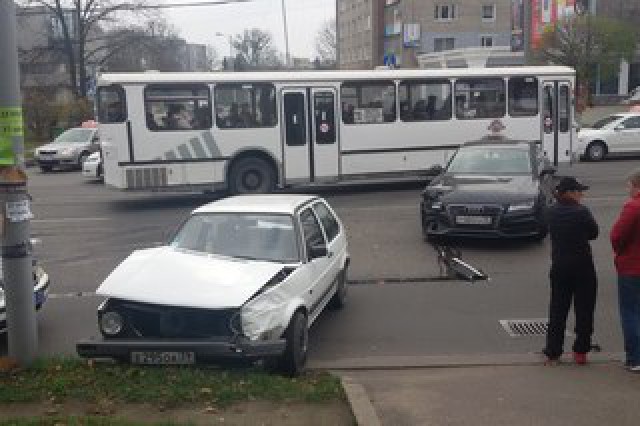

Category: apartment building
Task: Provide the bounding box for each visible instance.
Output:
[336,0,384,69]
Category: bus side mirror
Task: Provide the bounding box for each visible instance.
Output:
[428,164,444,176]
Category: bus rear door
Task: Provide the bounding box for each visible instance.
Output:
[541,80,572,165]
[282,88,339,185]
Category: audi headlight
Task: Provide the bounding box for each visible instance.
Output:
[429,201,444,210]
[100,311,123,336]
[508,200,535,212]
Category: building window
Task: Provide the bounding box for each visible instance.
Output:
[399,80,452,122]
[481,36,493,47]
[214,84,277,129]
[144,85,211,131]
[454,78,506,120]
[482,4,495,21]
[341,81,396,124]
[434,37,455,52]
[508,77,539,117]
[434,4,457,21]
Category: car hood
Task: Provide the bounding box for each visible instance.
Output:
[425,173,539,204]
[37,142,81,152]
[577,128,607,138]
[97,247,290,309]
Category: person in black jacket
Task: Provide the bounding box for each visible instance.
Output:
[543,176,599,365]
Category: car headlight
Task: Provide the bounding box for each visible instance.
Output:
[508,200,535,212]
[100,311,124,336]
[429,201,444,210]
[60,147,76,155]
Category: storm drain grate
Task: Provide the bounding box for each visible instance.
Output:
[499,319,573,337]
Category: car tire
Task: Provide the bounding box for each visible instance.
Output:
[328,267,348,310]
[77,151,90,169]
[586,142,607,161]
[39,165,53,173]
[228,157,275,194]
[278,310,308,377]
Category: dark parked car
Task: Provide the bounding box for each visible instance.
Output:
[420,138,556,240]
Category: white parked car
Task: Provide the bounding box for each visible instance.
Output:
[77,195,349,375]
[35,127,100,172]
[576,113,640,161]
[82,151,103,181]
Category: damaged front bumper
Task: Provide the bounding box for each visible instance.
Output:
[76,336,286,363]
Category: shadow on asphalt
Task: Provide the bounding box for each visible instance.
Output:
[107,179,427,212]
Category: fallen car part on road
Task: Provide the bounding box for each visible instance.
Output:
[431,243,489,283]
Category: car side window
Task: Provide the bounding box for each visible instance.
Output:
[313,202,340,243]
[300,209,326,259]
[621,116,640,129]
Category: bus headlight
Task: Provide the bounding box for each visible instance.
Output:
[100,311,124,336]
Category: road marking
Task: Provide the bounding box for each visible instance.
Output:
[32,217,111,224]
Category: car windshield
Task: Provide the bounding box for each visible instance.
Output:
[54,128,94,144]
[591,115,622,129]
[447,146,531,175]
[170,213,299,263]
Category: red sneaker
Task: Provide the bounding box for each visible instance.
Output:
[574,352,587,365]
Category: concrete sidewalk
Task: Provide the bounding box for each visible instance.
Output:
[338,355,640,426]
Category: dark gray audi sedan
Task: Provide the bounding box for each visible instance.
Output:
[420,138,557,241]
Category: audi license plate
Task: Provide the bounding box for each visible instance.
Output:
[455,215,492,225]
[131,351,195,365]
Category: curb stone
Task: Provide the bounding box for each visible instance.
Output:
[339,375,381,426]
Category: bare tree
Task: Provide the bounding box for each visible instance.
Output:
[535,14,636,104]
[314,19,336,64]
[20,0,153,98]
[231,28,282,70]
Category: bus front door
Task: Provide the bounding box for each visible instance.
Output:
[282,88,340,185]
[542,81,572,166]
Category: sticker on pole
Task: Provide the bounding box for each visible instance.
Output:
[319,122,330,133]
[5,200,33,222]
[0,107,23,166]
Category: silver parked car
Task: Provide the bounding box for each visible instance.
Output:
[576,113,640,161]
[34,127,100,172]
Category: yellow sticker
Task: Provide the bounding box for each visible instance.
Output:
[0,106,23,166]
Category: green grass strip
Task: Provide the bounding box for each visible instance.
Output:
[0,358,343,407]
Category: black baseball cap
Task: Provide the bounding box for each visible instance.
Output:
[556,176,589,193]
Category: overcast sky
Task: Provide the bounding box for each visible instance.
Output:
[163,0,336,60]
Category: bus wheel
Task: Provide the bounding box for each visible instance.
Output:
[229,157,275,194]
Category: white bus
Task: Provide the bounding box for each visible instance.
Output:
[95,66,575,193]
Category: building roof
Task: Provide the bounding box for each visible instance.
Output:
[192,195,320,215]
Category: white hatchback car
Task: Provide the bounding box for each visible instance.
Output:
[77,195,349,376]
[577,113,640,161]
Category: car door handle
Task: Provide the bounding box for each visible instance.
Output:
[327,251,333,258]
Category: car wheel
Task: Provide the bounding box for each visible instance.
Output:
[228,157,276,194]
[586,142,607,161]
[328,267,348,310]
[278,310,308,377]
[77,152,90,169]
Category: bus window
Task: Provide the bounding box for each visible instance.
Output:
[144,85,211,131]
[215,84,277,129]
[314,91,336,144]
[341,81,396,124]
[543,85,554,134]
[97,85,126,123]
[508,77,538,117]
[399,80,452,122]
[454,78,505,120]
[559,85,569,133]
[284,93,306,146]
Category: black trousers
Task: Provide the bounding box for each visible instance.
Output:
[544,261,598,359]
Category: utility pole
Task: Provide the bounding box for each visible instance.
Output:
[0,0,38,367]
[281,0,291,68]
[523,0,532,65]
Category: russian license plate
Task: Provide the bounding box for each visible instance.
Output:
[455,215,492,225]
[131,351,195,365]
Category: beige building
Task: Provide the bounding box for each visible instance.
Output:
[336,0,384,69]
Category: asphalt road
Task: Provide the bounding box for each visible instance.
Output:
[2,158,639,366]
